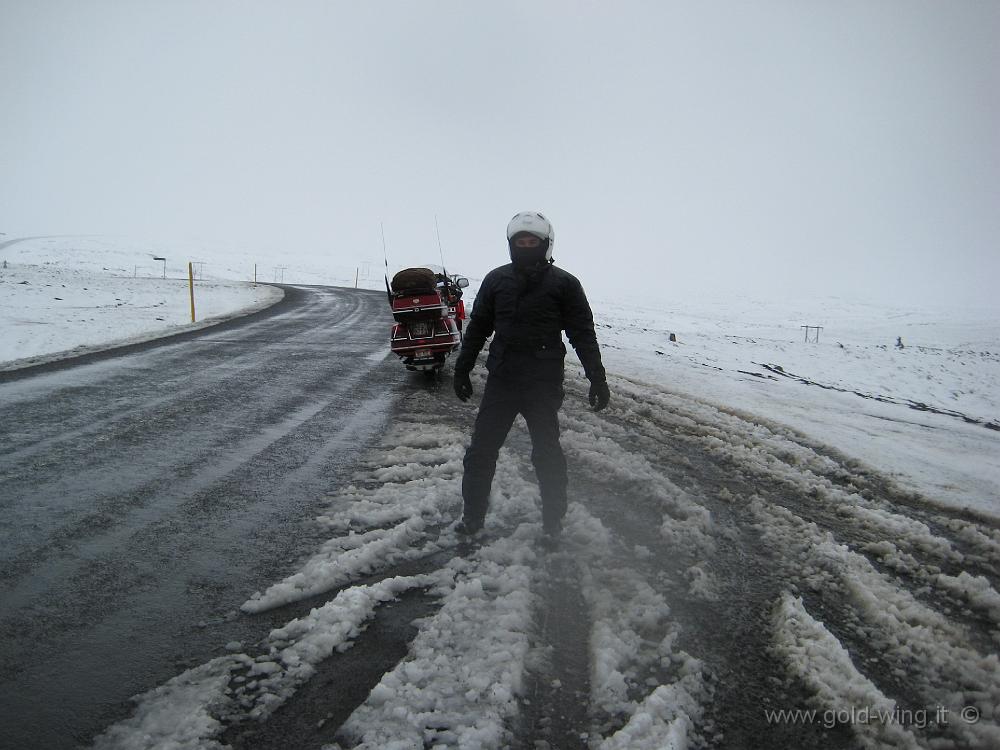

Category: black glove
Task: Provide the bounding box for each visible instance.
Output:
[589,380,610,412]
[454,370,473,402]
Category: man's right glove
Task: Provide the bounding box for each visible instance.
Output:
[454,370,473,402]
[589,380,610,412]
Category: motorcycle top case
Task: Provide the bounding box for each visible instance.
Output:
[391,293,447,322]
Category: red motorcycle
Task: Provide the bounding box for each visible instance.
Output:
[388,267,469,374]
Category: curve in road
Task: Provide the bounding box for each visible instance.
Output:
[0,284,404,749]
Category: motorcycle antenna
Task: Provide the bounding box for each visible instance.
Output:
[435,215,448,278]
[381,222,393,302]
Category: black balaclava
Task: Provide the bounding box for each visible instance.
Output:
[509,233,551,272]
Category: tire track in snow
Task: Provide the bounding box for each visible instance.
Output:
[554,381,824,749]
[611,376,1000,570]
[91,365,1000,749]
[594,376,1000,638]
[752,499,1000,749]
[516,551,592,750]
[568,372,1000,748]
[223,587,440,750]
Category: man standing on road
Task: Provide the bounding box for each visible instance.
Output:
[452,211,610,543]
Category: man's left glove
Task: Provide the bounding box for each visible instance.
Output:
[454,370,473,402]
[589,380,610,412]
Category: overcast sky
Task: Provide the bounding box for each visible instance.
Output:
[2,1,998,307]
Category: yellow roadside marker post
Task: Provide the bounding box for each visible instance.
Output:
[188,262,196,323]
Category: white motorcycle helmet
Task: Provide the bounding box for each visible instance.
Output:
[507,211,555,266]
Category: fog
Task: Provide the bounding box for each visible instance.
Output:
[2,1,998,307]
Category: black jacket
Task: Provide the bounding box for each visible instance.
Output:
[454,263,606,384]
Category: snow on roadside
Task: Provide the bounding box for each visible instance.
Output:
[551,503,706,749]
[233,575,437,722]
[91,655,251,750]
[91,576,433,749]
[597,681,703,750]
[316,424,548,747]
[242,517,440,614]
[560,408,716,560]
[241,422,465,613]
[334,502,707,750]
[242,398,552,615]
[570,370,1000,744]
[0,261,282,369]
[753,499,1000,748]
[590,295,1000,519]
[618,370,1000,631]
[933,572,1000,635]
[771,592,923,750]
[237,387,710,748]
[334,535,538,749]
[604,373,1000,576]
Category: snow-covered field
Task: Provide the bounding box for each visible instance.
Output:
[591,293,1000,520]
[0,237,283,369]
[4,236,1000,748]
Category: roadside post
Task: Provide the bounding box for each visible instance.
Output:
[153,256,166,279]
[188,262,196,322]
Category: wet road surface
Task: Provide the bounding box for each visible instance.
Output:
[0,285,402,749]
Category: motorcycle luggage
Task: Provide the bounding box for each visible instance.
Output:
[391,267,437,295]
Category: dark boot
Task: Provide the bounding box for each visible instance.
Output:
[456,517,484,536]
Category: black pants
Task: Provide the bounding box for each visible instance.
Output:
[462,375,567,528]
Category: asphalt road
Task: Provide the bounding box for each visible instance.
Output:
[0,285,403,749]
